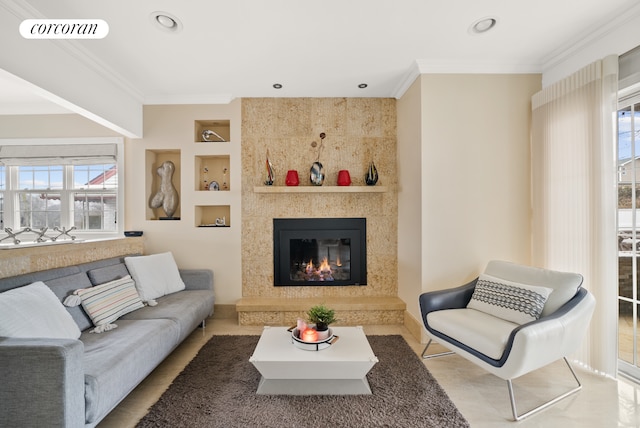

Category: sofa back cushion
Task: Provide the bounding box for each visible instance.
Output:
[45,272,94,331]
[483,260,583,317]
[87,263,130,286]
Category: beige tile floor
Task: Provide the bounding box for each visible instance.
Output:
[98,318,640,428]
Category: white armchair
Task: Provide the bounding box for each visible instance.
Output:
[419,260,596,421]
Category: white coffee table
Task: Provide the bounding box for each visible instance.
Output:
[249,325,378,395]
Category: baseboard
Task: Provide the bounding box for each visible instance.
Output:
[404,310,427,344]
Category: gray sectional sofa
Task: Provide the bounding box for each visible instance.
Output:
[0,254,215,428]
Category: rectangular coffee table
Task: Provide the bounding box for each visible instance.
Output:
[249,325,378,395]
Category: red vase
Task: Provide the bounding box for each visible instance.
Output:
[285,170,299,186]
[337,170,351,186]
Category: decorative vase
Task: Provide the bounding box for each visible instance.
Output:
[337,170,351,186]
[310,161,325,186]
[264,149,275,185]
[285,170,299,186]
[365,161,378,185]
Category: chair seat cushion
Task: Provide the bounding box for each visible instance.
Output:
[427,308,518,360]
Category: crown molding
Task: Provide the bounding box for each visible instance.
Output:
[3,0,144,104]
[541,2,640,72]
[144,93,235,105]
[391,61,421,99]
[392,59,541,99]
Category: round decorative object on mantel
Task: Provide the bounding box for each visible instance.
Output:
[310,161,325,185]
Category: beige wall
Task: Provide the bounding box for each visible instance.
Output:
[241,98,398,300]
[396,78,424,321]
[396,73,541,326]
[125,103,243,304]
[2,76,541,318]
[0,114,122,138]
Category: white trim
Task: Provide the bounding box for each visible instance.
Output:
[144,93,235,105]
[541,3,640,75]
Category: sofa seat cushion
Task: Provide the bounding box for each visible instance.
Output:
[82,319,181,424]
[120,290,214,342]
[427,308,518,360]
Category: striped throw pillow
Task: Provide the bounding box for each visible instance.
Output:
[75,275,144,333]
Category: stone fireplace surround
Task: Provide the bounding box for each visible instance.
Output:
[237,98,405,326]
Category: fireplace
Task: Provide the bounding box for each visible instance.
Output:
[273,218,367,286]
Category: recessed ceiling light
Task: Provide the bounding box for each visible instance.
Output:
[273,83,283,89]
[149,11,183,33]
[358,83,368,89]
[469,16,498,35]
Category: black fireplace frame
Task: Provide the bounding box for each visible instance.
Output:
[273,218,367,286]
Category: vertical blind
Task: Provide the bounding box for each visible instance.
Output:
[531,56,619,376]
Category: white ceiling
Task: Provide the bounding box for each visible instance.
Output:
[2,0,639,115]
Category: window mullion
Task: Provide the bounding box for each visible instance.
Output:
[61,165,74,229]
[5,167,19,229]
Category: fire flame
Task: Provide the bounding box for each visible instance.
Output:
[319,257,331,272]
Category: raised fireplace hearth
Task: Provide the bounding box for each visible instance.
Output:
[273,218,367,286]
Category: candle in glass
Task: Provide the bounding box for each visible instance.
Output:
[301,328,318,342]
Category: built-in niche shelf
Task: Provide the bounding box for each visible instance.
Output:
[253,185,387,194]
[146,149,181,221]
[194,120,230,143]
[195,155,230,191]
[195,205,231,227]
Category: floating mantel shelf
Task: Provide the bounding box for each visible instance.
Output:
[253,185,387,194]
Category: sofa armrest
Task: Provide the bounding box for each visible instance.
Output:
[419,279,477,317]
[179,269,214,291]
[0,337,85,428]
[497,288,596,379]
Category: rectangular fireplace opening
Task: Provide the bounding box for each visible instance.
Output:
[273,218,366,286]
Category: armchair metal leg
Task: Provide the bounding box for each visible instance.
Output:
[507,357,582,421]
[421,339,455,359]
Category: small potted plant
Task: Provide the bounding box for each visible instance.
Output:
[307,303,337,340]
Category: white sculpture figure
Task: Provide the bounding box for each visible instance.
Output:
[150,160,179,218]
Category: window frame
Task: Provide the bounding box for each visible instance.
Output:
[0,137,124,243]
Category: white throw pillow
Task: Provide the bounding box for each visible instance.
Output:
[467,273,553,325]
[0,281,81,339]
[125,252,185,302]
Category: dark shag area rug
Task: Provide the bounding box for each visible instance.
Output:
[136,335,469,428]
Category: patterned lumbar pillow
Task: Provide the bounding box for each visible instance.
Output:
[467,273,553,325]
[64,275,144,333]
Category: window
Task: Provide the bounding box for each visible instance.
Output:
[0,138,124,243]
